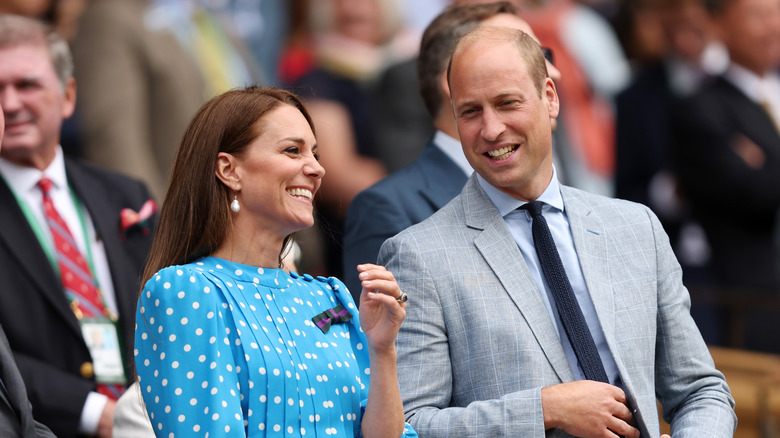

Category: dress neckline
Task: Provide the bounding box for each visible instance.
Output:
[195,256,332,289]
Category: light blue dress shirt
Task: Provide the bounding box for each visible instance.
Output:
[477,171,622,386]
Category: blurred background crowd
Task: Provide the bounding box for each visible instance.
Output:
[1,0,779,355]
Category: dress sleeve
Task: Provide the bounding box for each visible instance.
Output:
[328,277,419,438]
[135,266,246,437]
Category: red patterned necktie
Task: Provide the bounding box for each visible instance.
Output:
[38,177,124,400]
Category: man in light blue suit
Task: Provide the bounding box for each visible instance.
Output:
[379,25,736,437]
[342,2,560,301]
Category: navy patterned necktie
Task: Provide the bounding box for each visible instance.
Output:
[521,201,608,383]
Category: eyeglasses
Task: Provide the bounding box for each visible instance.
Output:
[541,47,554,66]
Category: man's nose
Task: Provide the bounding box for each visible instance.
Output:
[0,87,22,113]
[481,109,506,141]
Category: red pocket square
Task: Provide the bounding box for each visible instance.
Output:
[120,199,157,239]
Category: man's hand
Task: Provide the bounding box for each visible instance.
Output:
[97,398,116,438]
[731,134,765,169]
[542,381,639,438]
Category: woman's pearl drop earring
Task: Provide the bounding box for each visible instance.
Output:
[230,194,240,213]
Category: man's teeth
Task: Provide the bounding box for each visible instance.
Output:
[287,188,313,200]
[487,145,517,160]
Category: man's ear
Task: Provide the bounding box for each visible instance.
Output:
[544,77,560,119]
[215,152,241,191]
[439,69,451,102]
[62,77,77,120]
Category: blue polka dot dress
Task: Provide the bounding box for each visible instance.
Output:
[135,256,417,437]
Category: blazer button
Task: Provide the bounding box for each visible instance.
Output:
[80,362,94,379]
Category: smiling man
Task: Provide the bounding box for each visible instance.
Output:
[379,25,735,437]
[0,14,156,438]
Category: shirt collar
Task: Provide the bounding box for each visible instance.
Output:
[433,130,472,177]
[0,146,68,196]
[477,165,564,217]
[724,63,780,103]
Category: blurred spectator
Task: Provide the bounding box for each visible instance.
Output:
[673,0,780,351]
[0,0,49,18]
[0,14,157,436]
[216,0,289,86]
[0,0,86,158]
[523,0,632,196]
[615,0,728,286]
[371,58,434,173]
[287,0,417,278]
[71,0,263,199]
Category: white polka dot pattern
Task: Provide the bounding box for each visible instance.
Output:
[135,257,418,437]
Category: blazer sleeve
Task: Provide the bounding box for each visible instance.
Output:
[647,207,737,436]
[135,267,245,437]
[13,350,95,435]
[379,234,547,437]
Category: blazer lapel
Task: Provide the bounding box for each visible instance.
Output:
[65,160,137,337]
[561,187,616,351]
[464,177,574,382]
[0,179,82,338]
[563,187,651,436]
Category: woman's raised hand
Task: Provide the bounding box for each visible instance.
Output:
[357,264,407,353]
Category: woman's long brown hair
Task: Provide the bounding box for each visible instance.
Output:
[141,86,315,287]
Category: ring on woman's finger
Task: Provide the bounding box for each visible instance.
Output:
[396,292,408,303]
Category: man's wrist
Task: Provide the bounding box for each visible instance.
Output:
[79,391,108,434]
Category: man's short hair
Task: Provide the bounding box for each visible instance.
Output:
[703,0,733,14]
[0,14,73,91]
[448,25,548,98]
[418,1,517,119]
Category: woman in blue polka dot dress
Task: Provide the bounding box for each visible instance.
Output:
[134,86,417,438]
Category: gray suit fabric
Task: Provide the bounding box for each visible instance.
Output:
[0,326,55,438]
[379,175,736,437]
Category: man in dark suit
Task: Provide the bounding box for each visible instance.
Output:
[342,2,560,300]
[0,15,156,437]
[673,0,780,351]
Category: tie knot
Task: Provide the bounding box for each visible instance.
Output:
[521,200,544,218]
[38,177,53,195]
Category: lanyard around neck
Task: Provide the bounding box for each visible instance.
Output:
[4,175,100,289]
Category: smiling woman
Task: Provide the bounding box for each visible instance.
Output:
[133,86,416,438]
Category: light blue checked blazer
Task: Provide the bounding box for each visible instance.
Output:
[378,175,736,437]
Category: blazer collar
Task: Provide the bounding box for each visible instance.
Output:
[416,139,469,210]
[464,176,574,381]
[0,178,82,337]
[65,160,137,334]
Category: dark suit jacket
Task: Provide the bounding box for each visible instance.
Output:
[342,138,468,301]
[0,325,56,438]
[674,76,780,291]
[616,62,675,208]
[0,158,156,438]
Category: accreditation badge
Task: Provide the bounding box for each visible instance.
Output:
[80,319,127,384]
